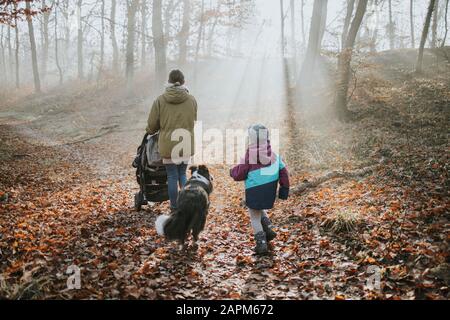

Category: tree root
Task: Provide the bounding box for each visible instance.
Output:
[292,164,379,195]
[64,124,119,146]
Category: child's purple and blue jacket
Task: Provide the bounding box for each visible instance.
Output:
[230,142,290,210]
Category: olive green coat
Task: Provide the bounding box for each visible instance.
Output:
[146,86,197,159]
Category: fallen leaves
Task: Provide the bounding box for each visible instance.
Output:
[1,62,449,300]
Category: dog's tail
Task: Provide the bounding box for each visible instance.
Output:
[158,205,201,241]
[155,214,171,236]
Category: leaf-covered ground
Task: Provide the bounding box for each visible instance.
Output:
[0,50,449,300]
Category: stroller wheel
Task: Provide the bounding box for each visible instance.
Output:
[134,192,143,211]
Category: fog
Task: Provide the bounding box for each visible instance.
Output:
[0,0,447,129]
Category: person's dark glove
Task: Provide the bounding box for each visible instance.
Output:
[278,186,289,200]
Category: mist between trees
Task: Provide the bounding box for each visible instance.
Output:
[0,0,448,117]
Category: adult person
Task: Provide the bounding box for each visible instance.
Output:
[146,70,198,211]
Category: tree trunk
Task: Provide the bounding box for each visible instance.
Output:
[26,1,41,93]
[54,1,63,85]
[410,0,415,48]
[369,0,380,53]
[0,26,6,83]
[126,0,139,92]
[13,2,19,89]
[98,0,105,80]
[206,2,221,57]
[299,0,328,83]
[152,0,167,90]
[194,0,205,65]
[342,0,355,50]
[7,25,12,82]
[280,0,286,56]
[318,0,327,46]
[110,0,119,74]
[77,0,83,80]
[416,0,436,73]
[301,0,305,48]
[14,17,19,89]
[441,0,449,47]
[41,0,50,80]
[62,0,69,75]
[164,0,176,52]
[178,0,191,65]
[290,0,296,73]
[431,0,439,48]
[141,0,147,68]
[335,0,368,118]
[388,0,395,50]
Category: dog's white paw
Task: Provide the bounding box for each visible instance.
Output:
[155,215,170,236]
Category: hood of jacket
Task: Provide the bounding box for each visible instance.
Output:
[163,84,190,104]
[245,141,275,165]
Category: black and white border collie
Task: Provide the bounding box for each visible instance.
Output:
[155,165,213,249]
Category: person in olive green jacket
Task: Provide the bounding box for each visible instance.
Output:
[146,70,198,210]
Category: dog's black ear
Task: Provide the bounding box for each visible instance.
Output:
[189,165,198,175]
[197,165,211,180]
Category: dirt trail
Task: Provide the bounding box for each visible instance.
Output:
[0,120,367,299]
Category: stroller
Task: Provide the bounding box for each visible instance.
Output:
[132,133,169,210]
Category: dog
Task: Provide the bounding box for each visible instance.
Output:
[155,165,213,249]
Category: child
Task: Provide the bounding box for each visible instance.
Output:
[230,124,290,255]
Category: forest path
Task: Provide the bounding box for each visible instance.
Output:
[0,117,371,299]
[1,56,449,298]
[0,101,378,300]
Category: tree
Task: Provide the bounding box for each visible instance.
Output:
[110,0,119,73]
[178,0,191,65]
[299,0,328,83]
[0,26,6,83]
[7,22,12,80]
[61,0,70,74]
[280,0,286,56]
[140,0,148,68]
[54,0,63,84]
[318,0,327,47]
[194,0,205,65]
[14,9,19,88]
[13,1,19,89]
[152,0,167,89]
[416,0,436,73]
[290,0,296,73]
[126,0,139,92]
[164,0,176,53]
[98,0,105,79]
[342,0,356,50]
[441,0,449,47]
[26,0,41,93]
[77,0,83,80]
[41,0,50,80]
[335,0,368,118]
[410,0,415,48]
[431,0,439,48]
[0,0,47,25]
[300,0,305,47]
[206,1,221,57]
[368,0,380,53]
[388,0,395,50]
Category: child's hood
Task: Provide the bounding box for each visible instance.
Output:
[246,141,276,165]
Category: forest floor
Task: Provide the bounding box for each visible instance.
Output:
[0,49,449,299]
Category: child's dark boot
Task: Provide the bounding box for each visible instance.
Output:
[254,231,268,255]
[261,216,277,242]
